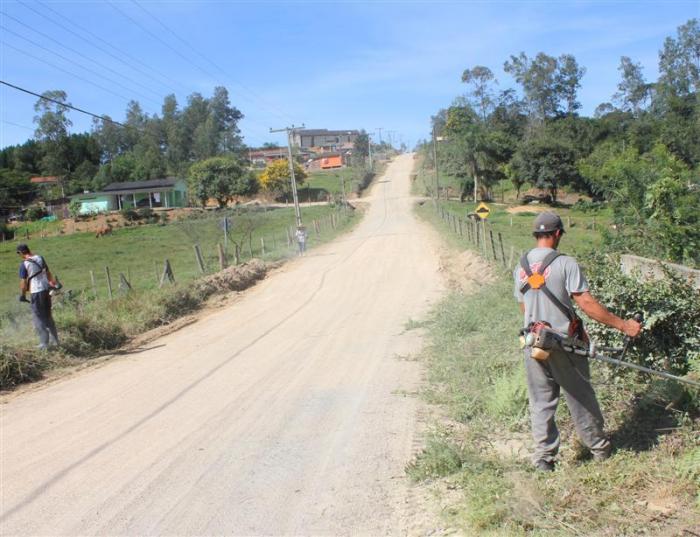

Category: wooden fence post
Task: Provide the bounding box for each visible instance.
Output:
[481,220,488,258]
[89,270,96,295]
[489,229,498,261]
[497,232,507,267]
[234,244,241,265]
[260,237,266,257]
[474,220,480,249]
[218,243,226,271]
[105,266,113,300]
[118,273,132,294]
[194,244,205,273]
[159,259,175,287]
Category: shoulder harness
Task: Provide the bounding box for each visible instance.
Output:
[519,250,577,325]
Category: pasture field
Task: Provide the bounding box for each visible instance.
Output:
[0,204,353,320]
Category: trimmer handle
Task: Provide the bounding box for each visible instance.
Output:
[621,312,644,358]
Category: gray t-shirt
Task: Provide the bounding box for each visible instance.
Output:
[513,247,589,333]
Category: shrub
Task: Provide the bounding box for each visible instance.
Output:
[0,222,15,240]
[68,199,82,219]
[137,207,154,220]
[26,206,46,221]
[59,316,127,356]
[120,208,139,222]
[584,252,700,376]
[0,346,47,389]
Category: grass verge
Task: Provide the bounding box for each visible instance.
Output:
[408,202,700,535]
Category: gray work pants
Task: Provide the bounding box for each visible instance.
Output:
[30,290,59,348]
[524,347,610,464]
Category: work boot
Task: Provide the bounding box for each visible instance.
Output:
[534,459,555,472]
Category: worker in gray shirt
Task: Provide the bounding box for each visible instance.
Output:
[514,213,641,472]
[17,243,60,350]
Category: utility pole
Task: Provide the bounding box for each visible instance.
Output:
[375,127,383,144]
[432,124,439,200]
[270,124,304,228]
[368,133,373,171]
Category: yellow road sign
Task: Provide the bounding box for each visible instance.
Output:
[475,202,490,220]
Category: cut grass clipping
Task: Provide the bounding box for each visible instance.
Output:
[406,278,699,535]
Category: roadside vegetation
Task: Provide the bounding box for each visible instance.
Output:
[408,202,699,535]
[0,202,360,390]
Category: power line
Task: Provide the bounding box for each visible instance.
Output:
[130,0,297,125]
[0,80,127,127]
[18,0,189,96]
[106,1,292,139]
[1,41,140,106]
[0,22,161,107]
[1,10,165,102]
[1,120,34,131]
[107,1,220,83]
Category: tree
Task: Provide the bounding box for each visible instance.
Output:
[188,156,256,208]
[504,52,559,120]
[92,116,124,163]
[208,86,244,154]
[0,169,35,215]
[511,131,580,201]
[614,57,650,114]
[461,66,496,120]
[658,18,700,96]
[504,52,585,120]
[556,54,586,114]
[33,90,72,180]
[259,159,306,196]
[161,94,187,173]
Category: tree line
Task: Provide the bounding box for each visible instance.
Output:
[0,86,249,210]
[425,18,699,266]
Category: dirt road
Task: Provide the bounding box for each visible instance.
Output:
[0,154,444,536]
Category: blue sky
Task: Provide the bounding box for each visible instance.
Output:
[1,1,698,150]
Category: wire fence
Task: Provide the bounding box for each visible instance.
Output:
[0,206,352,332]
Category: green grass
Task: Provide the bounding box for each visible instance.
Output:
[302,167,366,201]
[407,202,700,535]
[0,204,357,346]
[437,199,612,259]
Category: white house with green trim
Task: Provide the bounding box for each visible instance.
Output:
[72,178,188,215]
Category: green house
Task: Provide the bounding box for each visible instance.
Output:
[73,178,188,215]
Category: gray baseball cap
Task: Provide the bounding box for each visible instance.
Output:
[532,212,565,234]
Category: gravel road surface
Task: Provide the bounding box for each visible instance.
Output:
[0,154,444,536]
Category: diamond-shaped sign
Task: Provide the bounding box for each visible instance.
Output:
[475,202,490,220]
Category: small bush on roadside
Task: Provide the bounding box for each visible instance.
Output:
[406,436,465,481]
[156,286,203,323]
[484,368,529,423]
[58,315,127,356]
[0,346,47,389]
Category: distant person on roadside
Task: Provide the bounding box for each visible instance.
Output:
[17,243,60,350]
[295,226,308,256]
[514,212,641,472]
